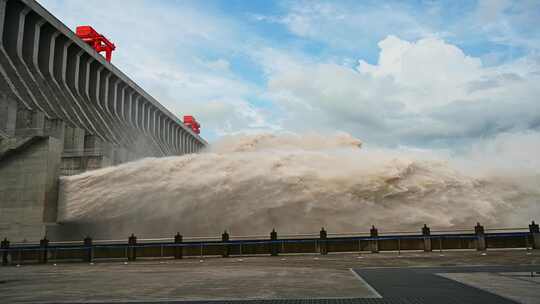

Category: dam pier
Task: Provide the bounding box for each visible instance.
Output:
[0,0,207,242]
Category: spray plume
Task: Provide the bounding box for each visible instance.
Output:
[56,132,540,239]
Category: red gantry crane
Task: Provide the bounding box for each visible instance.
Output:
[183,116,201,134]
[75,26,116,62]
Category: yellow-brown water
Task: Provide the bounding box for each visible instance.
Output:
[57,133,540,239]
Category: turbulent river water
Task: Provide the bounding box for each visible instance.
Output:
[56,133,540,239]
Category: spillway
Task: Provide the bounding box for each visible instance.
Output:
[55,133,540,240]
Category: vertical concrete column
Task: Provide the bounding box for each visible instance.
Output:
[83,236,92,263]
[172,126,177,153]
[176,128,182,154]
[422,224,432,252]
[39,236,49,264]
[63,126,85,152]
[319,227,328,255]
[529,221,539,250]
[166,121,172,148]
[161,116,166,143]
[186,134,191,154]
[168,122,174,153]
[146,106,152,136]
[128,233,137,261]
[44,118,65,142]
[182,132,187,154]
[0,96,17,136]
[270,229,279,256]
[99,141,113,166]
[160,117,165,144]
[153,113,160,146]
[83,134,101,152]
[222,230,230,258]
[173,125,178,153]
[1,238,9,266]
[157,115,163,143]
[142,104,148,133]
[177,128,182,154]
[133,96,139,129]
[16,108,45,137]
[475,223,486,251]
[151,110,156,136]
[141,102,148,134]
[174,232,183,259]
[370,225,379,253]
[127,91,135,126]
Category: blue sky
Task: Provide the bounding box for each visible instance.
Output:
[39,0,540,150]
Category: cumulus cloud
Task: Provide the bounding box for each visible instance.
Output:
[266,35,540,147]
[472,0,540,50]
[39,0,540,147]
[260,1,435,51]
[39,0,267,140]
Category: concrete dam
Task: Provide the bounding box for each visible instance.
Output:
[0,0,207,242]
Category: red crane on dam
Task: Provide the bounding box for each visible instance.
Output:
[183,115,200,134]
[75,26,116,62]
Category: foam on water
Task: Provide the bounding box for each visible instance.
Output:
[57,132,540,239]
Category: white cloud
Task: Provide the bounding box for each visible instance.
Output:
[265,35,540,147]
[469,0,540,50]
[39,0,268,140]
[38,0,540,147]
[358,36,483,111]
[259,1,437,50]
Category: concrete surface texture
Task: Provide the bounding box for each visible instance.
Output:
[438,272,540,304]
[0,0,206,157]
[0,0,206,243]
[0,136,61,241]
[0,250,539,303]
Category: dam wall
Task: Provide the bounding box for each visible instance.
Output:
[0,0,207,242]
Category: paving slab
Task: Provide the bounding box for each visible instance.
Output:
[0,262,375,302]
[0,250,538,303]
[438,272,540,304]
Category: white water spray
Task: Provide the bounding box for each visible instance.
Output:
[56,132,540,239]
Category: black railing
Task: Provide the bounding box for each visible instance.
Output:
[1,221,538,266]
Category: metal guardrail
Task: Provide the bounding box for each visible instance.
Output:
[1,223,538,266]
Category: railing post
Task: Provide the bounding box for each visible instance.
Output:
[174,233,183,259]
[319,227,328,255]
[83,236,93,263]
[1,238,9,266]
[270,229,279,256]
[475,223,486,251]
[370,225,379,253]
[128,233,137,261]
[39,236,49,264]
[422,224,432,252]
[529,221,539,250]
[222,230,230,258]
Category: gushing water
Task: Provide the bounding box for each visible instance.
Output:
[56,132,540,239]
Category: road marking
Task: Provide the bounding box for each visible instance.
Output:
[349,268,382,298]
